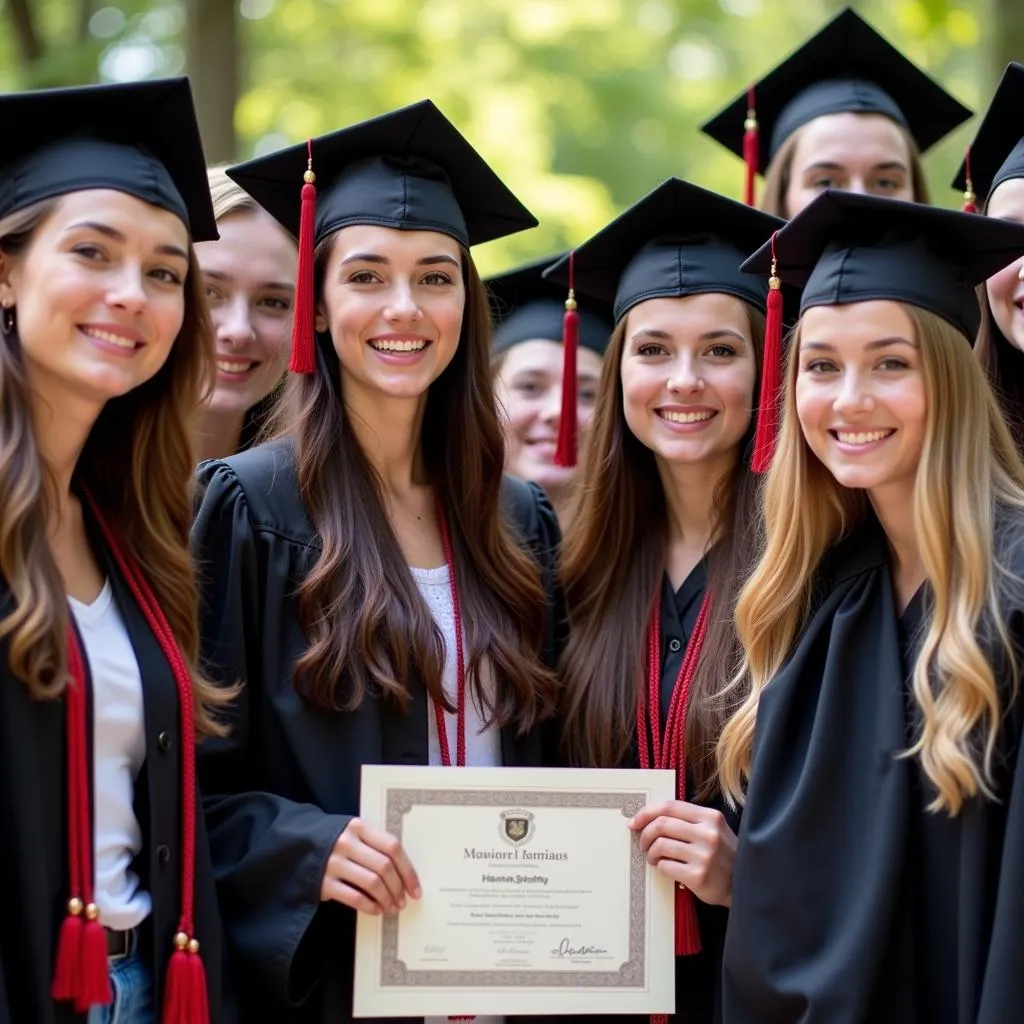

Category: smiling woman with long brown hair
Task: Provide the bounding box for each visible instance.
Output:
[0,80,231,1023]
[190,101,562,1023]
[547,178,785,1024]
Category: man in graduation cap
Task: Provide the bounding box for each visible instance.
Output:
[702,6,971,217]
[953,62,1024,451]
[716,189,1024,1023]
[486,254,612,525]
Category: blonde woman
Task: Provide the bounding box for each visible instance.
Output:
[193,168,296,460]
[717,191,1024,1023]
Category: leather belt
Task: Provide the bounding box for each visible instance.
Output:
[104,927,135,960]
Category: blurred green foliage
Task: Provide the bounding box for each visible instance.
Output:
[0,0,1012,272]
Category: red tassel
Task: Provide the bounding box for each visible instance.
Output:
[290,139,317,374]
[52,633,112,1011]
[160,931,206,1021]
[962,145,978,213]
[162,934,210,1024]
[743,87,758,207]
[50,907,83,1002]
[162,943,190,1022]
[752,234,783,474]
[188,945,212,1024]
[76,911,113,1011]
[674,885,702,956]
[554,250,580,468]
[651,1017,670,1024]
[84,495,211,1024]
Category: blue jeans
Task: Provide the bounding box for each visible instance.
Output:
[86,934,155,1024]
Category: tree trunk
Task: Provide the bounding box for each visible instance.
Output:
[989,0,1024,91]
[6,0,43,64]
[77,0,94,45]
[185,0,239,164]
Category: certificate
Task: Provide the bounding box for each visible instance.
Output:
[353,765,676,1017]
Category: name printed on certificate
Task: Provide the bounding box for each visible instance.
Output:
[353,765,675,1018]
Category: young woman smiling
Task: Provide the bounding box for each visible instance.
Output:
[718,190,1024,1024]
[190,101,562,1023]
[193,168,296,461]
[0,80,231,1024]
[546,177,786,1024]
[701,7,969,217]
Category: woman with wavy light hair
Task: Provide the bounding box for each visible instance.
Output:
[716,190,1024,1024]
[0,80,231,1022]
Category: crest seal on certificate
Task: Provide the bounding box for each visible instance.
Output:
[499,809,535,846]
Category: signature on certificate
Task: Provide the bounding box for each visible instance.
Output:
[551,938,609,958]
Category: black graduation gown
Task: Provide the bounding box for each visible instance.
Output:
[722,513,1024,1023]
[0,526,230,1024]
[190,438,564,1024]
[562,564,734,1024]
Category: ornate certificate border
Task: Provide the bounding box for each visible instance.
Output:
[380,788,648,990]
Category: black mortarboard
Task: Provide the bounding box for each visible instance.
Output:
[701,7,971,202]
[227,99,536,373]
[486,254,613,356]
[544,178,787,323]
[0,78,216,241]
[227,99,535,249]
[741,190,1024,341]
[952,62,1024,210]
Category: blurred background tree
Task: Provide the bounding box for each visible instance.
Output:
[1,0,1020,272]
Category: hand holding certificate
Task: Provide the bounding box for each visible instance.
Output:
[353,765,675,1017]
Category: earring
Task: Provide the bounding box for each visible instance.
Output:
[1,302,14,338]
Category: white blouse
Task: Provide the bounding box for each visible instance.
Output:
[412,564,503,1024]
[69,581,152,932]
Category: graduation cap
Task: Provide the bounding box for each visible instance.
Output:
[741,190,1024,466]
[701,7,971,206]
[227,100,537,374]
[0,77,216,242]
[543,178,790,468]
[486,253,613,356]
[952,62,1024,211]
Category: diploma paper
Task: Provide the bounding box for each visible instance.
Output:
[353,765,675,1017]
